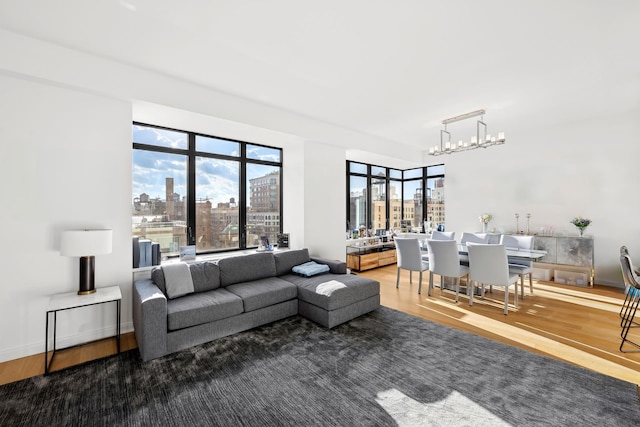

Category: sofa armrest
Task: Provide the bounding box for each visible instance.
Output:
[310,256,347,274]
[132,278,168,361]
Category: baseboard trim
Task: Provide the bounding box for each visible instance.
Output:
[0,322,134,363]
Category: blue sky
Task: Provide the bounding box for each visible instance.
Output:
[132,125,279,205]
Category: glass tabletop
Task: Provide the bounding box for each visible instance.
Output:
[421,244,547,260]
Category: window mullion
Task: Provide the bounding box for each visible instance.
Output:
[239,144,247,249]
[187,133,196,246]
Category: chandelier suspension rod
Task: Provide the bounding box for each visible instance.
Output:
[442,109,486,125]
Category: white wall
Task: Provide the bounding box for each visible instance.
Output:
[439,108,640,287]
[303,141,347,261]
[0,74,132,361]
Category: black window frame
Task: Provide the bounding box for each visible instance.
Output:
[133,122,283,256]
[346,160,445,232]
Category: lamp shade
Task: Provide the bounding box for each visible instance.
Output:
[60,229,112,256]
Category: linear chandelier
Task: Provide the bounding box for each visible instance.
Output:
[428,109,506,156]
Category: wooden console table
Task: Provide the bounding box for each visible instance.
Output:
[346,240,396,272]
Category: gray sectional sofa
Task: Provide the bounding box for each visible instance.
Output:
[132,248,380,361]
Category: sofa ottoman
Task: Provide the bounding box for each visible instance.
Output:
[282,272,380,328]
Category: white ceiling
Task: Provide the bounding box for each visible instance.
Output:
[1,0,638,161]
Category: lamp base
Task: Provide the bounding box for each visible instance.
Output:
[78,256,96,295]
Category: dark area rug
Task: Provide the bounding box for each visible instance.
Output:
[1,306,639,426]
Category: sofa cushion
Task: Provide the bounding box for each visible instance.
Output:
[225,277,298,312]
[189,262,221,291]
[151,261,220,297]
[162,262,195,299]
[283,273,380,311]
[217,253,277,287]
[167,288,243,331]
[292,261,330,277]
[273,248,311,276]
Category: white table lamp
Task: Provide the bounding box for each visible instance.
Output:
[61,229,112,295]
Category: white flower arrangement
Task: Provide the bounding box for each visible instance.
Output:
[479,214,493,224]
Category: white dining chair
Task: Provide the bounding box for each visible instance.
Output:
[426,239,469,301]
[394,238,429,292]
[467,243,520,315]
[430,231,456,241]
[459,232,490,265]
[500,234,535,298]
[460,232,489,244]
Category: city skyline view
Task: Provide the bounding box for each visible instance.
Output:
[133,124,279,206]
[132,123,283,256]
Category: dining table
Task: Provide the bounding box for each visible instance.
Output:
[419,243,548,293]
[420,244,547,261]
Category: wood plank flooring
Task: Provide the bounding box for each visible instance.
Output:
[1,265,639,386]
[0,333,138,386]
[359,265,640,385]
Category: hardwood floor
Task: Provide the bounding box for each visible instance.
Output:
[1,265,639,386]
[0,333,138,386]
[360,265,640,385]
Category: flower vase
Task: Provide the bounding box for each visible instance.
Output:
[482,222,487,233]
[577,226,586,237]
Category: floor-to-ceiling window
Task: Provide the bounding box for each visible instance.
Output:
[133,123,282,258]
[425,164,445,230]
[403,168,423,230]
[389,169,402,230]
[346,161,445,234]
[371,166,387,232]
[348,162,368,235]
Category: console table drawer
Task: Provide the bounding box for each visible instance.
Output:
[346,248,397,271]
[378,250,397,266]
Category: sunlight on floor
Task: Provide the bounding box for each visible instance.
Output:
[533,284,623,313]
[517,322,640,368]
[376,388,511,427]
[416,298,640,384]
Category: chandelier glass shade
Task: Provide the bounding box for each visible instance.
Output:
[429,109,506,156]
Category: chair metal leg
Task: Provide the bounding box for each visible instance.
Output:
[620,287,640,328]
[620,291,640,352]
[418,271,423,294]
[620,288,631,318]
[528,272,533,295]
[428,271,433,296]
[620,286,632,318]
[396,268,400,288]
[621,288,640,328]
[409,271,413,284]
[454,277,460,303]
[621,291,640,332]
[520,274,525,299]
[468,280,474,306]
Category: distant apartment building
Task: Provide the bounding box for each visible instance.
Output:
[349,177,445,232]
[247,171,280,244]
[133,173,281,255]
